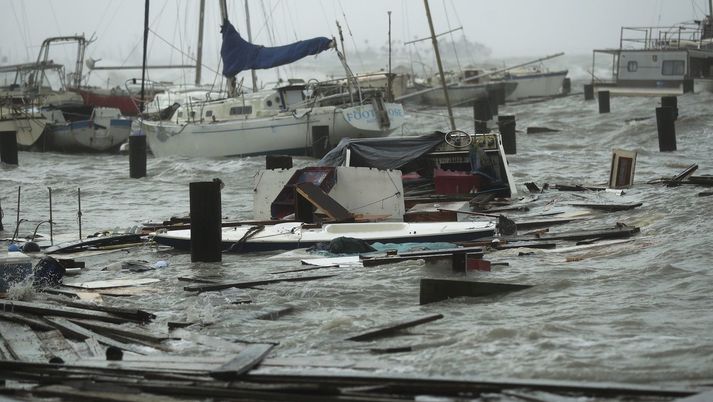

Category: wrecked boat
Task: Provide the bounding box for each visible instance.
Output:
[153,130,514,253]
[153,220,495,253]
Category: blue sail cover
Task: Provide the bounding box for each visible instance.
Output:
[221,20,333,77]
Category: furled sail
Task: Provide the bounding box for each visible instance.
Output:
[220,19,333,77]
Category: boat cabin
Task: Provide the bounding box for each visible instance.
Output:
[592,19,713,96]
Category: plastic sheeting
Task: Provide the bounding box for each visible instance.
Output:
[221,20,333,77]
[317,132,446,171]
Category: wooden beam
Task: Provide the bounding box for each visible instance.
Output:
[0,300,135,324]
[183,274,336,293]
[346,314,444,341]
[44,317,149,355]
[210,343,274,380]
[294,182,354,223]
[420,279,532,305]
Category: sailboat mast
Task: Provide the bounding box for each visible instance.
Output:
[423,0,455,130]
[219,0,237,97]
[245,0,258,90]
[140,0,149,113]
[195,0,205,85]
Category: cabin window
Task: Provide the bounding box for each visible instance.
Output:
[266,100,273,107]
[205,110,213,117]
[627,61,638,72]
[229,106,253,115]
[662,60,685,76]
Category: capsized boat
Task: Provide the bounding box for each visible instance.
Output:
[153,220,495,253]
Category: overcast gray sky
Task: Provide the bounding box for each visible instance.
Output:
[0,0,708,85]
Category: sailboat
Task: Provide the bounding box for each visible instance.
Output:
[141,10,405,159]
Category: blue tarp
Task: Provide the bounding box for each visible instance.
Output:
[220,20,333,77]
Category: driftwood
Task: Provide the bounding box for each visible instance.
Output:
[346,314,444,341]
[0,300,142,324]
[183,274,337,293]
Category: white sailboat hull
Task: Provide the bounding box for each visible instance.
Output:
[142,103,404,158]
[0,107,47,148]
[154,220,496,253]
[46,119,131,153]
[504,70,569,100]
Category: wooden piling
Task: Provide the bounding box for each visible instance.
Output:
[497,115,516,155]
[0,131,18,165]
[311,126,330,158]
[266,155,293,170]
[562,77,571,94]
[189,180,222,262]
[583,84,594,100]
[487,89,499,117]
[473,99,491,134]
[683,78,694,93]
[598,90,610,113]
[656,106,677,152]
[129,134,147,178]
[661,96,678,121]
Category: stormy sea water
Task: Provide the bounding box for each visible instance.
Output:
[2,78,713,390]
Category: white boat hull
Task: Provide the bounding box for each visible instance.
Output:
[154,220,496,253]
[0,107,47,148]
[142,103,404,158]
[45,118,131,153]
[504,70,568,100]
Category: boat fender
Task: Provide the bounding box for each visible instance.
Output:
[8,243,20,252]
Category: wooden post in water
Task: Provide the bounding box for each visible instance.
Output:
[0,197,4,232]
[584,84,594,100]
[598,90,610,113]
[661,96,678,121]
[0,131,18,165]
[498,115,516,155]
[487,88,499,117]
[190,180,222,262]
[473,99,491,134]
[129,133,147,178]
[656,106,677,152]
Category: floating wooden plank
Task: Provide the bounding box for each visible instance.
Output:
[295,182,354,223]
[569,202,642,212]
[32,384,182,402]
[47,296,155,323]
[420,278,532,305]
[346,314,444,341]
[299,256,361,267]
[44,317,148,355]
[675,390,713,402]
[210,343,274,380]
[41,287,103,303]
[526,126,560,134]
[83,337,103,357]
[68,319,168,345]
[63,278,160,289]
[36,329,80,363]
[43,234,143,254]
[501,224,640,243]
[0,311,56,331]
[667,164,698,187]
[183,274,337,293]
[0,300,136,324]
[254,305,295,320]
[0,322,49,362]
